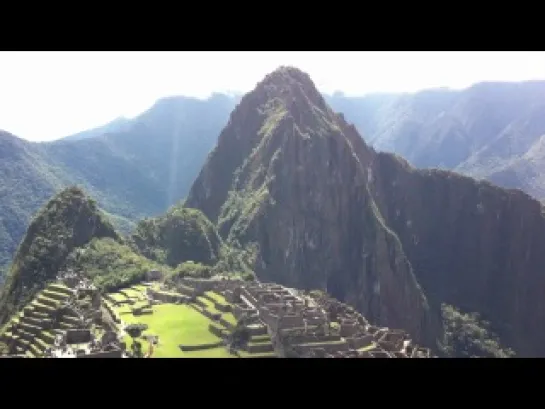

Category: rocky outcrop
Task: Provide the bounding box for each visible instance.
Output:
[370,152,545,356]
[186,67,439,348]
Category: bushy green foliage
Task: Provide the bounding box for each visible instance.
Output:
[164,263,208,286]
[0,186,119,324]
[439,304,515,358]
[131,205,221,267]
[65,238,172,292]
[176,261,212,279]
[211,243,256,281]
[125,323,149,339]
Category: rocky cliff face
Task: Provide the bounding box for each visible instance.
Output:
[186,67,439,347]
[370,153,545,356]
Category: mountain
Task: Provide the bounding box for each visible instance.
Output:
[0,94,237,273]
[186,67,439,348]
[187,66,545,356]
[60,116,132,141]
[326,81,545,199]
[0,187,119,324]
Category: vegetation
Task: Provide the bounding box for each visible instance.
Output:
[439,304,515,358]
[0,186,119,325]
[125,323,149,358]
[131,206,221,267]
[210,244,256,280]
[118,302,232,358]
[227,317,251,353]
[64,238,172,292]
[165,261,212,284]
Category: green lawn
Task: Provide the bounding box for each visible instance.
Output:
[118,303,233,358]
[121,289,145,299]
[197,296,237,325]
[109,293,127,302]
[205,291,226,304]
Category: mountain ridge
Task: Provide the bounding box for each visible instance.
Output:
[326,80,545,199]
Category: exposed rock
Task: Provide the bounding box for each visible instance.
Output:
[186,66,439,348]
[370,152,545,356]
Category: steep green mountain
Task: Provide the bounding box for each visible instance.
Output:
[0,94,236,273]
[187,67,545,356]
[0,131,60,269]
[326,81,545,199]
[0,187,119,324]
[186,67,439,348]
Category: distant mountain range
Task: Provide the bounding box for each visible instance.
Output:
[325,81,545,198]
[1,79,545,275]
[0,93,237,269]
[60,116,132,141]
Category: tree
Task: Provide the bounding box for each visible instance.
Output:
[228,319,251,354]
[439,304,515,358]
[125,323,149,358]
[125,323,148,339]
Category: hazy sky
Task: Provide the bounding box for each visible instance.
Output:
[1,51,545,142]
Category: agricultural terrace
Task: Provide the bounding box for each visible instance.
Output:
[105,283,273,358]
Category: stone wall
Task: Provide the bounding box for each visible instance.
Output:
[179,341,224,351]
[347,335,375,350]
[147,288,189,304]
[66,329,92,344]
[78,350,123,358]
[146,270,164,281]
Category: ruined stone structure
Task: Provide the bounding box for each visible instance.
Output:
[218,281,431,358]
[145,270,164,281]
[0,271,432,358]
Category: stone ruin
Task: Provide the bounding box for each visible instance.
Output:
[219,281,433,358]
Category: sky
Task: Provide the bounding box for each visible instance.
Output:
[1,51,545,142]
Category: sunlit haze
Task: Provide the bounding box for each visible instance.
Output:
[1,51,545,142]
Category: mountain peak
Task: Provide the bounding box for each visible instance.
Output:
[251,66,328,115]
[185,69,437,347]
[260,66,315,89]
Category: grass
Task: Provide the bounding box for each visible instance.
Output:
[117,303,233,358]
[205,291,226,304]
[358,342,377,352]
[109,293,128,302]
[120,289,143,299]
[197,296,237,325]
